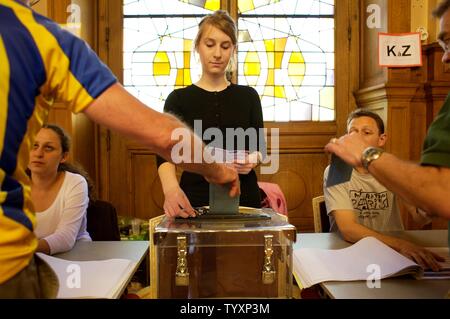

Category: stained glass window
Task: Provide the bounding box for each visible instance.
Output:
[123,0,335,121]
[123,0,218,111]
[237,0,334,121]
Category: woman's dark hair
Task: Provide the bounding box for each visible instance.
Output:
[32,124,97,202]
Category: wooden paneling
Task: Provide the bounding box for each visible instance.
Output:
[43,0,99,189]
[360,0,388,88]
[258,153,329,232]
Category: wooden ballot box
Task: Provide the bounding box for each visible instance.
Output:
[152,210,296,298]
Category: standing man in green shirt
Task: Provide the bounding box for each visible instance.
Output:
[326,0,450,247]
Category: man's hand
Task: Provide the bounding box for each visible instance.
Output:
[205,164,240,198]
[324,133,370,167]
[163,186,195,218]
[395,239,445,272]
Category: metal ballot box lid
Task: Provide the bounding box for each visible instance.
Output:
[153,209,296,298]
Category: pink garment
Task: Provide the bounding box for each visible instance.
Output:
[258,182,288,216]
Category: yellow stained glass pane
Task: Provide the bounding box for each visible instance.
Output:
[289,52,305,63]
[289,75,304,86]
[205,0,220,10]
[154,51,169,63]
[184,39,192,51]
[245,51,260,63]
[265,69,274,86]
[244,62,261,76]
[238,0,255,13]
[274,52,284,69]
[154,63,170,75]
[184,69,192,85]
[274,37,287,51]
[266,52,275,69]
[175,68,184,86]
[320,87,335,109]
[274,85,286,99]
[288,63,305,76]
[264,39,275,52]
[184,52,190,69]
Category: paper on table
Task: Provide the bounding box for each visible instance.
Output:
[36,252,136,299]
[293,237,423,289]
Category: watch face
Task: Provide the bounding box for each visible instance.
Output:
[362,147,383,169]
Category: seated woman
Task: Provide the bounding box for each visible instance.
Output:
[29,124,91,255]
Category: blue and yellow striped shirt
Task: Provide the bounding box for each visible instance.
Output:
[0,0,116,283]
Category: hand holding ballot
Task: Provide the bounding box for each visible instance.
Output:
[207,147,260,175]
[325,132,369,168]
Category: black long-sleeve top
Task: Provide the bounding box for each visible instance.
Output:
[156,83,266,208]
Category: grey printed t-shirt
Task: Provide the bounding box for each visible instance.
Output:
[323,166,404,233]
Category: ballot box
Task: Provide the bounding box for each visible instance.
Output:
[152,209,296,298]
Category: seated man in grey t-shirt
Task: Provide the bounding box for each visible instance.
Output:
[323,109,443,271]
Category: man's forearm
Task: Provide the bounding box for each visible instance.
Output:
[84,83,222,181]
[339,222,409,253]
[368,153,450,218]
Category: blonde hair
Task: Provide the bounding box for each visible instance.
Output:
[194,10,237,49]
[194,10,237,80]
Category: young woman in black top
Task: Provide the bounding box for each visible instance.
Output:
[157,10,265,218]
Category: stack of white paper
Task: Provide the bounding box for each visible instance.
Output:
[293,237,423,289]
[37,253,136,299]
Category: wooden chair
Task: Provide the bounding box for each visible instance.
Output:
[137,214,165,299]
[86,200,121,241]
[312,195,330,233]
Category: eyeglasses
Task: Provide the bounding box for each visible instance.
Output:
[438,37,450,52]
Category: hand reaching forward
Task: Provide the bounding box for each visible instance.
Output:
[163,186,195,218]
[395,239,445,272]
[205,163,240,198]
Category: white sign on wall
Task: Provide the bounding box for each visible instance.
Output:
[378,33,422,67]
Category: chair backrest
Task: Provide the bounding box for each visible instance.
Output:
[312,195,330,233]
[86,200,121,241]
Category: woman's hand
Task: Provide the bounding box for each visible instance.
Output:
[163,186,195,218]
[231,151,260,175]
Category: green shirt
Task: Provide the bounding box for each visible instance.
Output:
[420,93,450,249]
[421,93,450,168]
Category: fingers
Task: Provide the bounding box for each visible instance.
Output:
[408,249,442,272]
[228,178,241,198]
[179,197,195,217]
[233,163,254,174]
[431,251,446,262]
[163,191,195,218]
[324,139,340,154]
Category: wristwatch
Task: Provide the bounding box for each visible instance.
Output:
[361,147,384,170]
